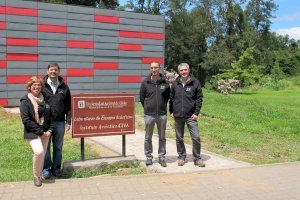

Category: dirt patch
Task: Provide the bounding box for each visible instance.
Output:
[0,107,19,121]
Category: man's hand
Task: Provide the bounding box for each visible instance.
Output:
[170,113,174,118]
[65,124,71,132]
[191,114,198,120]
[42,131,51,138]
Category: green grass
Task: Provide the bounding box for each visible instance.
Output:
[136,85,300,164]
[0,109,142,182]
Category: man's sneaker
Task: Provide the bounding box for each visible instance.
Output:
[194,159,205,167]
[42,171,51,180]
[53,169,62,177]
[177,159,185,166]
[158,159,167,167]
[145,158,153,166]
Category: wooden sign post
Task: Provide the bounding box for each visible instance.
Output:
[72,94,135,160]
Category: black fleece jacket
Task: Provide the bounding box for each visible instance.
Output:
[169,75,203,118]
[20,95,55,139]
[139,74,170,116]
[42,76,71,124]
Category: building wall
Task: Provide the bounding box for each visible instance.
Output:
[0,0,165,107]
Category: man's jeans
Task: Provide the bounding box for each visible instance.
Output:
[174,117,201,161]
[144,115,167,160]
[43,121,65,173]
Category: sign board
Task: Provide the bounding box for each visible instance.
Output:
[72,94,135,138]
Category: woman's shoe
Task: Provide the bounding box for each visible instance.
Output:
[34,177,42,187]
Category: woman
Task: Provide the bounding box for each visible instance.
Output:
[20,76,54,187]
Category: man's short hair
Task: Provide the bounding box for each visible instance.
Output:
[48,63,60,70]
[178,63,190,71]
[150,61,160,67]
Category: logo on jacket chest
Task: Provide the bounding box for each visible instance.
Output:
[160,85,165,90]
[186,87,191,92]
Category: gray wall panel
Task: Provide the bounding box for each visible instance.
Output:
[0,84,6,91]
[7,31,37,38]
[6,46,38,54]
[94,29,118,36]
[143,26,164,33]
[94,70,119,76]
[68,5,94,14]
[93,83,118,89]
[119,83,140,89]
[94,43,118,50]
[142,39,164,45]
[38,2,68,12]
[0,91,7,98]
[38,47,66,55]
[67,13,93,21]
[68,83,93,90]
[0,69,5,76]
[38,33,67,40]
[0,30,5,38]
[94,50,119,57]
[7,68,37,75]
[119,51,142,57]
[0,46,5,52]
[6,16,37,24]
[7,98,21,106]
[94,9,119,16]
[0,53,5,60]
[6,0,37,8]
[8,91,26,98]
[38,18,67,25]
[38,40,66,47]
[0,77,6,84]
[141,51,163,57]
[67,49,94,56]
[119,58,141,64]
[118,70,141,75]
[67,55,93,62]
[119,37,142,44]
[143,20,164,28]
[6,84,26,90]
[67,34,93,40]
[67,77,93,83]
[142,45,164,52]
[39,55,67,62]
[143,14,164,22]
[93,76,118,82]
[37,68,66,75]
[6,23,37,31]
[120,11,143,19]
[120,18,142,26]
[67,20,94,28]
[119,63,141,70]
[68,27,93,35]
[39,10,67,19]
[120,24,142,32]
[7,61,37,69]
[94,36,118,43]
[38,62,67,69]
[67,62,93,68]
[94,23,119,31]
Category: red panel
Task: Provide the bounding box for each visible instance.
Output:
[6,53,38,61]
[7,38,38,46]
[67,68,94,77]
[0,98,7,107]
[0,6,5,14]
[38,24,67,33]
[94,14,119,24]
[0,21,6,30]
[141,57,164,64]
[5,6,38,17]
[0,60,6,68]
[142,32,164,40]
[119,43,142,51]
[119,30,142,38]
[7,75,33,84]
[93,62,119,70]
[119,75,141,83]
[67,40,94,49]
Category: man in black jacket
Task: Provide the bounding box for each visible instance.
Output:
[139,62,170,167]
[42,63,71,178]
[169,63,205,167]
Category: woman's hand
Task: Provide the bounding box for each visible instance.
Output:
[42,131,51,138]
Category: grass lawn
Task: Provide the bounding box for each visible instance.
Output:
[0,109,145,182]
[135,85,300,164]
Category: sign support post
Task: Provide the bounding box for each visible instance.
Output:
[81,138,85,161]
[122,135,126,157]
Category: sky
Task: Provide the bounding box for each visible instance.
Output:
[272,0,300,40]
[119,0,300,40]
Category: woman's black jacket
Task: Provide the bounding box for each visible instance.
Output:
[20,95,55,139]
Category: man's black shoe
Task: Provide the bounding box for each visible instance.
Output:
[145,158,153,166]
[158,159,167,167]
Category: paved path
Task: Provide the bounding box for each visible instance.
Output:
[0,162,299,200]
[88,129,252,173]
